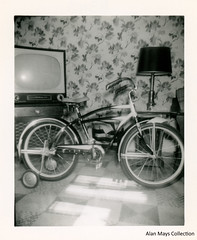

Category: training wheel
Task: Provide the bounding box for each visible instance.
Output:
[21,170,39,188]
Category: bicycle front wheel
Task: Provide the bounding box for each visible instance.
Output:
[118,123,184,188]
[21,119,80,181]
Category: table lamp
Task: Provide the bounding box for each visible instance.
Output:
[137,47,172,110]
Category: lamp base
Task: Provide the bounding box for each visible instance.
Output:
[147,90,156,110]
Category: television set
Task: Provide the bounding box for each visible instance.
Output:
[15,46,66,104]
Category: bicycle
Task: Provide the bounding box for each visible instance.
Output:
[17,77,184,188]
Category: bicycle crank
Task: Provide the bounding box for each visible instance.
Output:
[57,144,105,169]
[90,145,105,169]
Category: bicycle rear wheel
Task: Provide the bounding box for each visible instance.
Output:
[21,119,80,181]
[118,123,184,188]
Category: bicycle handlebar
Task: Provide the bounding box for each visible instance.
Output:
[106,77,135,90]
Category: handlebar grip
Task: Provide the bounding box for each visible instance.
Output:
[106,77,135,90]
[106,78,122,90]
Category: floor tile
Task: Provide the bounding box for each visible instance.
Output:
[120,203,160,225]
[156,186,184,208]
[15,210,40,226]
[158,205,184,225]
[15,192,57,218]
[48,201,86,216]
[15,193,26,203]
[32,212,77,226]
[87,198,122,226]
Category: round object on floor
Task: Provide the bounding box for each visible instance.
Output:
[22,170,39,188]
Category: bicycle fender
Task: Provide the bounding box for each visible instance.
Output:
[118,118,169,162]
[17,118,75,159]
[147,117,169,124]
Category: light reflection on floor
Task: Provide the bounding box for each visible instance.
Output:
[49,201,111,226]
[47,175,148,225]
[74,175,138,189]
[63,183,147,203]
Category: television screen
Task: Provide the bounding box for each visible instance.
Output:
[15,46,66,104]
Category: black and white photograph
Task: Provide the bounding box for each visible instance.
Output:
[14,15,185,227]
[0,0,197,239]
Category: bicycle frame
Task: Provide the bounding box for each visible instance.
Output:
[18,88,168,161]
[69,89,168,146]
[69,90,139,144]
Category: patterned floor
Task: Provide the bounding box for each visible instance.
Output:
[15,149,184,226]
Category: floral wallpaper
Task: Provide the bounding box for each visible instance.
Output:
[15,16,184,112]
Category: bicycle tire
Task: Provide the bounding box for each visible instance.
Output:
[21,119,81,181]
[118,123,184,188]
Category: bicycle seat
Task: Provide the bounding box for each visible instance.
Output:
[57,94,89,104]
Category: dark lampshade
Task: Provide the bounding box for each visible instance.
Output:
[137,47,172,76]
[136,47,172,110]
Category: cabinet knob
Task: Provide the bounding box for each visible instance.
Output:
[35,109,40,114]
[15,95,20,102]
